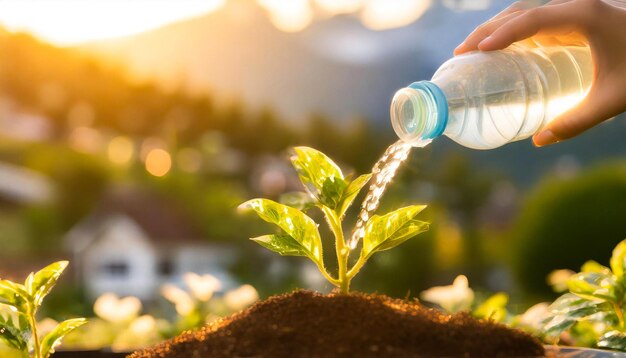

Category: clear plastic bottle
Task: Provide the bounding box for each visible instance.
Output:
[390,44,592,149]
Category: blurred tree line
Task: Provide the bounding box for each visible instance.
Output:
[0,30,391,171]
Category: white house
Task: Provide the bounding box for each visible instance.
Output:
[64,187,237,301]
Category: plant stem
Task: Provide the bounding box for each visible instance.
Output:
[28,309,41,358]
[321,206,350,293]
[316,262,340,287]
[347,255,367,279]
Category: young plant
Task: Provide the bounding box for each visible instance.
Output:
[0,261,86,358]
[419,275,550,334]
[542,238,626,351]
[239,146,429,293]
[160,273,258,336]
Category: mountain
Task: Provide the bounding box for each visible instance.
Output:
[79,0,504,124]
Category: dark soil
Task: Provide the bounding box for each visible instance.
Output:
[130,290,545,357]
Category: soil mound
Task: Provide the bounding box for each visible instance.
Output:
[131,290,544,357]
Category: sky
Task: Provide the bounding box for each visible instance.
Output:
[0,0,227,45]
[0,0,491,46]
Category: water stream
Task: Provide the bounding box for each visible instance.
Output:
[348,140,418,249]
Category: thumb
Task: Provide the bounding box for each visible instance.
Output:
[532,84,620,147]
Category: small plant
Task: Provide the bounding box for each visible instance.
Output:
[541,238,626,351]
[239,146,429,293]
[0,261,86,358]
[160,273,258,335]
[419,275,550,334]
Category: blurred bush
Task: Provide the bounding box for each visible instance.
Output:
[511,162,626,297]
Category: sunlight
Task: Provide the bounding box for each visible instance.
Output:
[0,0,226,46]
[0,0,441,44]
[257,0,313,32]
[314,0,364,14]
[360,0,432,30]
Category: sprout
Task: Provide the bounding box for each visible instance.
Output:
[161,284,195,316]
[183,273,222,302]
[0,261,86,358]
[420,275,474,313]
[129,315,157,336]
[240,147,429,293]
[224,285,259,312]
[94,293,142,324]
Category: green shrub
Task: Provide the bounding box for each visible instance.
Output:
[511,163,626,296]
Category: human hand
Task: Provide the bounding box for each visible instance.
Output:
[454,0,626,147]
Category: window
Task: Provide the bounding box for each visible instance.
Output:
[102,262,128,277]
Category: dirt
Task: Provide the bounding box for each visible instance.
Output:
[130,290,545,357]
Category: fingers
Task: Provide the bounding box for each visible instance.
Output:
[454,1,531,55]
[533,83,626,146]
[455,11,525,55]
[478,2,591,51]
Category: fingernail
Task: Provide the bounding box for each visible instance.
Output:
[478,36,493,49]
[533,130,558,147]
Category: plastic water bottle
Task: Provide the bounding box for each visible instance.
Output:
[390,44,592,149]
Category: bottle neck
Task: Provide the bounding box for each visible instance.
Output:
[390,80,448,147]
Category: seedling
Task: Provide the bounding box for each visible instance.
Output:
[0,261,86,358]
[239,147,429,293]
[542,239,626,351]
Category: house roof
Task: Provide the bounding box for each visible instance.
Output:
[66,185,204,249]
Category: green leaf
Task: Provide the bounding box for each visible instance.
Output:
[581,260,612,275]
[320,176,347,209]
[473,293,508,322]
[25,261,68,308]
[279,192,315,211]
[598,330,626,351]
[541,293,613,337]
[40,318,87,358]
[0,281,29,313]
[290,147,344,205]
[0,314,28,352]
[567,272,618,302]
[548,293,603,318]
[239,199,323,264]
[336,174,371,218]
[611,239,626,279]
[251,234,314,258]
[361,205,428,259]
[542,315,577,336]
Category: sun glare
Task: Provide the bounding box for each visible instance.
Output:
[0,0,438,46]
[361,0,432,30]
[257,0,313,33]
[314,0,364,14]
[0,0,226,46]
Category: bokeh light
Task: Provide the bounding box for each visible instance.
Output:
[107,136,135,166]
[360,0,432,30]
[68,127,103,154]
[145,149,172,177]
[257,0,313,33]
[314,0,364,14]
